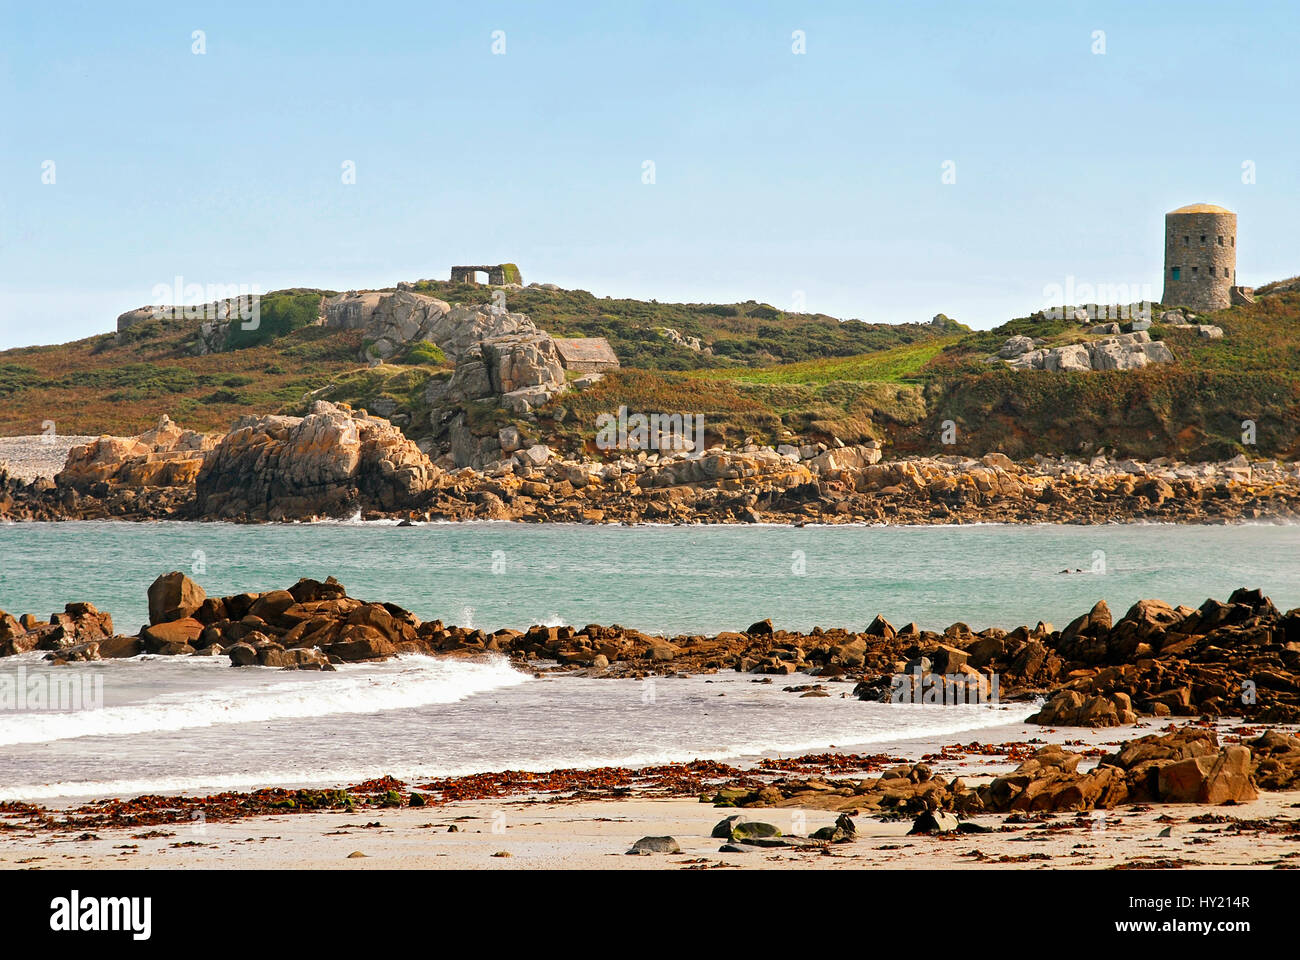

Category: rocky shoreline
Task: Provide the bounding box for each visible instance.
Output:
[6,573,1300,864]
[6,572,1300,727]
[4,724,1299,869]
[2,403,1299,525]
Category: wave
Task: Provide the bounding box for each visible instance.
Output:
[0,699,1019,802]
[0,654,528,748]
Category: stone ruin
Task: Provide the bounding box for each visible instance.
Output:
[449,263,522,286]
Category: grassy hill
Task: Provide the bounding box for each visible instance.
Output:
[2,278,1299,462]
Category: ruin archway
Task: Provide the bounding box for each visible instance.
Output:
[449,263,522,286]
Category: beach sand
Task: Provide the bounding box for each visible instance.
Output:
[3,791,1298,870]
[4,718,1297,870]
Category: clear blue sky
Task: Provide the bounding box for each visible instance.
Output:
[1,0,1296,348]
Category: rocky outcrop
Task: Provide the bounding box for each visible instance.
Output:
[657,327,711,355]
[55,416,217,491]
[323,290,541,363]
[977,729,1257,812]
[1,602,115,658]
[1002,331,1175,371]
[195,401,439,520]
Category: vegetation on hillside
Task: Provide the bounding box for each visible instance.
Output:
[408,280,966,370]
[2,277,1299,462]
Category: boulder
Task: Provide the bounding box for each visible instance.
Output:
[147,572,206,624]
[140,617,204,653]
[1156,745,1257,804]
[56,415,217,491]
[998,335,1036,359]
[195,402,440,519]
[908,811,959,835]
[626,836,681,855]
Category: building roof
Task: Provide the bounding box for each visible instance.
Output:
[1168,203,1234,215]
[553,337,619,366]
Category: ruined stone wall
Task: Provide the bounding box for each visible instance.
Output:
[449,264,522,285]
[1162,211,1236,311]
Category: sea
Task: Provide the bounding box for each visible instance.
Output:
[1,520,1297,802]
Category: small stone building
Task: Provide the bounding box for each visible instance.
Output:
[552,337,620,373]
[449,263,522,286]
[1162,203,1244,311]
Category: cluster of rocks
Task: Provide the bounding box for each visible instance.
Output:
[0,602,118,659]
[1157,307,1224,338]
[55,415,215,491]
[1023,587,1300,723]
[656,327,712,355]
[2,572,452,668]
[5,423,1300,524]
[324,288,540,365]
[851,587,1300,724]
[321,288,573,430]
[194,401,439,520]
[998,331,1175,371]
[702,727,1272,816]
[7,572,1299,733]
[979,729,1260,811]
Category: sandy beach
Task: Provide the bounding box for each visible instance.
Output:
[6,790,1299,871]
[5,717,1297,870]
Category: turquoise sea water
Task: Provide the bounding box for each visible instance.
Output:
[2,521,1298,635]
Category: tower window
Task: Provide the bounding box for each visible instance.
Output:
[1192,267,1198,275]
[1171,267,1181,280]
[1231,237,1235,247]
[1200,235,1207,243]
[1183,236,1189,245]
[1217,235,1223,245]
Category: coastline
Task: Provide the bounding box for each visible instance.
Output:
[5,426,1300,526]
[5,717,1298,870]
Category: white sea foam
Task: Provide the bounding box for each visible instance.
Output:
[0,697,1018,802]
[0,654,528,748]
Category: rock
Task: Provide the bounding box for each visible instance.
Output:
[47,641,102,662]
[97,635,142,659]
[521,444,552,466]
[727,820,783,842]
[1045,343,1093,372]
[498,425,521,453]
[140,617,204,653]
[710,815,749,839]
[147,572,206,624]
[626,836,681,855]
[226,642,258,667]
[323,289,456,362]
[1199,325,1225,339]
[810,813,857,842]
[998,335,1036,359]
[1157,745,1257,804]
[908,811,960,835]
[746,618,774,636]
[196,402,440,520]
[56,416,217,492]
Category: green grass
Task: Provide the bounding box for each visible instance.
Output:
[406,280,967,370]
[687,337,963,385]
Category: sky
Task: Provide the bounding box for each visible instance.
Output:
[1,0,1297,348]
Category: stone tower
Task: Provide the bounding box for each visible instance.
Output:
[1162,203,1236,311]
